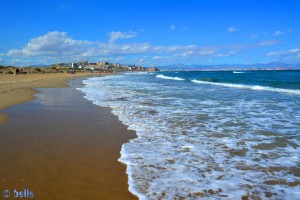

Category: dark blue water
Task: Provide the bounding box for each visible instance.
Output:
[160,70,300,89]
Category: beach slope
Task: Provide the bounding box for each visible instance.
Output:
[0,77,137,199]
[0,73,94,122]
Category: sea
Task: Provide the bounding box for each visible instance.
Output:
[78,70,300,200]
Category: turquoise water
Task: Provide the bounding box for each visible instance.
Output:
[79,70,300,200]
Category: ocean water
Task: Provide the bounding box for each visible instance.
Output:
[79,70,300,200]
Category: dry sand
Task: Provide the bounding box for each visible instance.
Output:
[0,75,137,199]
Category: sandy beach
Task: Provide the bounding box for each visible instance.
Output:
[0,75,137,199]
[0,73,96,115]
[1,73,96,123]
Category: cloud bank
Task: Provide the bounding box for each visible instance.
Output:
[267,48,300,61]
[7,31,91,58]
[4,31,283,66]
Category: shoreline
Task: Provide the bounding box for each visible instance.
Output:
[0,73,111,124]
[0,74,137,199]
[0,73,97,120]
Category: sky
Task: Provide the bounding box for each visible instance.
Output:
[0,0,300,67]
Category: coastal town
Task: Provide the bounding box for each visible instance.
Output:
[50,61,160,72]
[0,60,160,74]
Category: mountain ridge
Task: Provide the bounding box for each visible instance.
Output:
[157,62,300,71]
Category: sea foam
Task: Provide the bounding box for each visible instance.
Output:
[156,74,185,81]
[191,79,300,95]
[79,73,300,200]
[233,71,245,74]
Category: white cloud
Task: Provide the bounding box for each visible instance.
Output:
[274,30,282,36]
[289,48,300,53]
[133,56,150,65]
[83,42,153,57]
[257,40,280,46]
[199,50,214,55]
[267,48,300,61]
[5,31,284,66]
[174,46,219,58]
[137,58,145,63]
[267,51,280,56]
[108,31,138,43]
[225,40,279,52]
[169,25,176,31]
[7,31,91,58]
[227,26,237,32]
[152,56,164,60]
[0,58,2,62]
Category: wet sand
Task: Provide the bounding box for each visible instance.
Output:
[0,78,137,199]
[0,73,97,116]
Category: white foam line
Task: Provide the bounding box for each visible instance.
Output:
[119,146,148,200]
[233,71,245,74]
[78,75,300,199]
[156,74,185,81]
[191,79,300,95]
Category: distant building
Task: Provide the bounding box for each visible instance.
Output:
[71,63,78,68]
[148,67,160,72]
[49,60,160,72]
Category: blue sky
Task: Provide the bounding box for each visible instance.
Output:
[0,0,299,66]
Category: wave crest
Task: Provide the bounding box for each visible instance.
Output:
[191,79,300,95]
[156,74,185,81]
